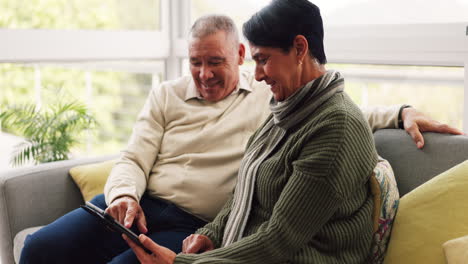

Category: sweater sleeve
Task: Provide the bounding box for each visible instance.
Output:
[174,109,376,264]
[361,105,401,132]
[104,85,166,205]
[195,195,234,248]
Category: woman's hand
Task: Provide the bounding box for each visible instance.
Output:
[124,234,176,264]
[402,107,464,149]
[106,196,148,233]
[182,234,215,254]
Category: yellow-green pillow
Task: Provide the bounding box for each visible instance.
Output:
[69,159,117,201]
[384,160,468,264]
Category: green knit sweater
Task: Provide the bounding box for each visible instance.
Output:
[175,92,378,264]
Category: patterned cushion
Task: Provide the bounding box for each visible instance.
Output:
[369,157,400,263]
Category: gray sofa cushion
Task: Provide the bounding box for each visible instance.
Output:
[374,129,468,196]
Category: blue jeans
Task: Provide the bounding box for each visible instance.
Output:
[20,194,207,264]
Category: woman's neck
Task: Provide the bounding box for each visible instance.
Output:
[281,58,328,102]
[300,58,327,87]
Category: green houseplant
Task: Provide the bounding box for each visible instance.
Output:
[0,100,97,166]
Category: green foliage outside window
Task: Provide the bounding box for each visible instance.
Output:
[0,99,97,166]
[0,0,160,30]
[0,64,154,157]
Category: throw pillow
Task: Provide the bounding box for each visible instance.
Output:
[443,234,468,263]
[69,159,117,201]
[383,160,468,264]
[369,157,400,264]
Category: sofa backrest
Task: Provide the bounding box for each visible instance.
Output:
[374,129,468,197]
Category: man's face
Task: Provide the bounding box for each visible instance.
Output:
[189,30,245,102]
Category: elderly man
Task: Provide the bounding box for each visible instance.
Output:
[20,15,462,264]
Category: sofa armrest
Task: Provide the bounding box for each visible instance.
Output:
[0,155,115,264]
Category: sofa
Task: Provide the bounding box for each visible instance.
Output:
[1,129,467,264]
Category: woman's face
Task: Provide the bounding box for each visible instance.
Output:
[250,44,302,101]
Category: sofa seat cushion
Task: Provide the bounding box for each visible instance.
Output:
[384,160,468,264]
[13,226,44,263]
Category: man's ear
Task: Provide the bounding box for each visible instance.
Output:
[293,35,308,62]
[238,43,246,65]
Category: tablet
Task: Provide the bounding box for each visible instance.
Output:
[81,201,151,254]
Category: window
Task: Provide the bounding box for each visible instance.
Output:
[334,64,464,129]
[319,0,468,25]
[1,0,161,30]
[0,0,169,169]
[1,61,164,157]
[191,0,270,30]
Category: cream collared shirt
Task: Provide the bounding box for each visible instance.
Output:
[105,71,271,221]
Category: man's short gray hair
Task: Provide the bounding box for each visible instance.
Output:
[190,15,239,44]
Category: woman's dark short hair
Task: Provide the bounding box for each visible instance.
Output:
[243,0,327,64]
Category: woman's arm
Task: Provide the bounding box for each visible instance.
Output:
[192,195,234,248]
[127,166,344,264]
[173,110,377,264]
[126,107,377,264]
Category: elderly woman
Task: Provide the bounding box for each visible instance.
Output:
[123,0,384,263]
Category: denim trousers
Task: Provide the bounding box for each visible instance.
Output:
[19,194,207,264]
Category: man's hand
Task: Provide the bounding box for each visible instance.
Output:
[182,234,215,254]
[106,196,148,233]
[124,234,176,264]
[402,107,464,149]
